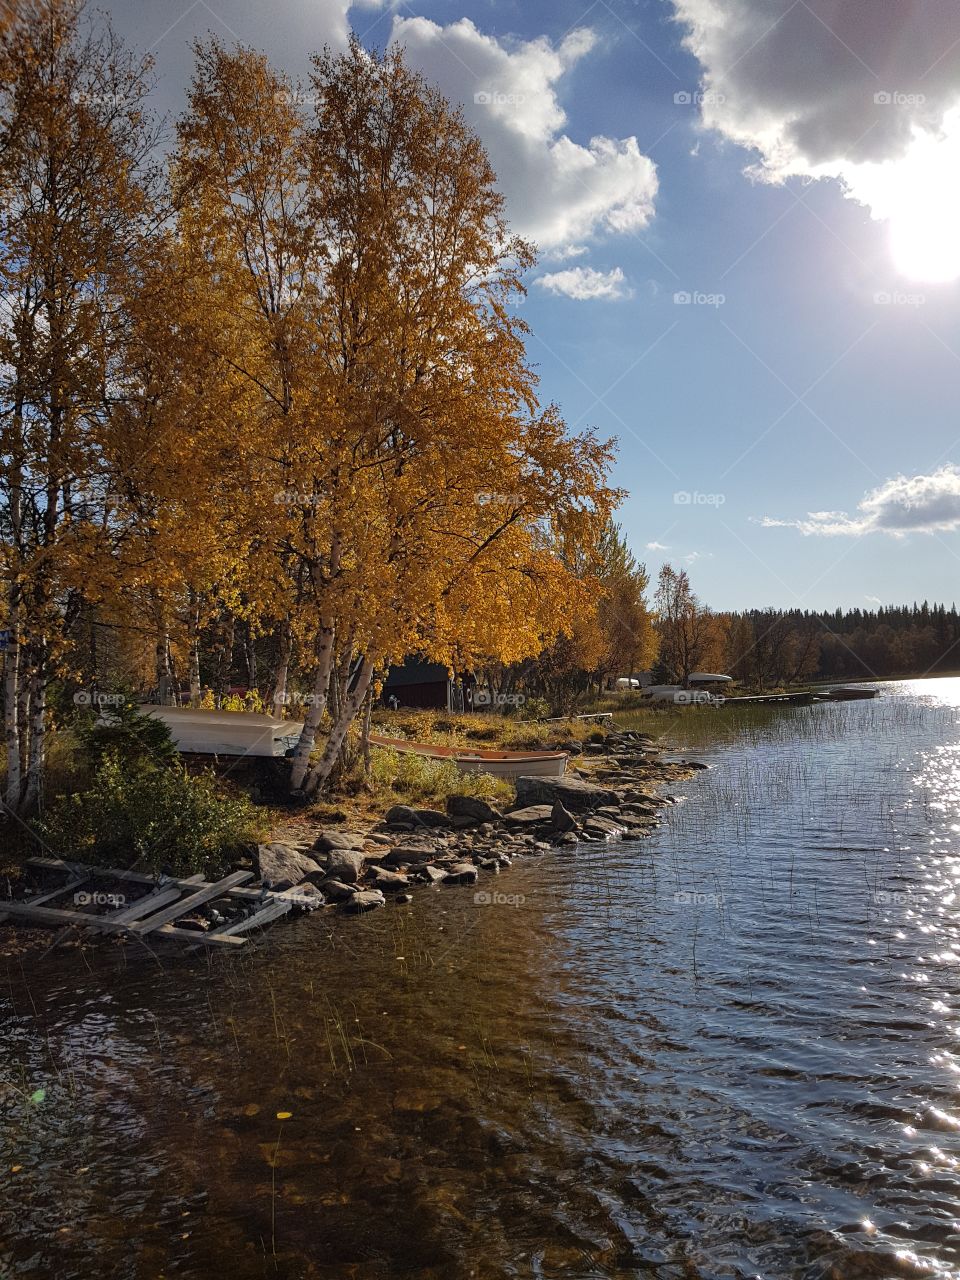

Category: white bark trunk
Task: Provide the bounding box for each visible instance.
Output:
[302,658,374,797]
[288,622,335,792]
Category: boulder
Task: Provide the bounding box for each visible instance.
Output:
[255,843,323,891]
[327,849,365,884]
[442,863,479,885]
[514,775,620,813]
[383,840,439,866]
[550,800,577,832]
[504,804,554,826]
[319,879,357,902]
[420,865,446,883]
[413,808,451,829]
[286,884,325,912]
[446,794,503,824]
[582,815,626,838]
[370,867,410,891]
[341,889,386,913]
[313,830,367,854]
[384,804,421,827]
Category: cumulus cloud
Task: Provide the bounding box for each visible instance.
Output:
[760,464,960,537]
[646,540,670,550]
[535,266,630,300]
[672,0,960,279]
[389,17,658,251]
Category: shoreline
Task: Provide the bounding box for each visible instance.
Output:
[0,727,708,956]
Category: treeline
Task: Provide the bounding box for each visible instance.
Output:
[652,566,960,689]
[0,1,629,813]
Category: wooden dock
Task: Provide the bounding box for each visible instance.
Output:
[1,858,303,948]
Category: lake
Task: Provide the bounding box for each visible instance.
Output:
[3,678,960,1278]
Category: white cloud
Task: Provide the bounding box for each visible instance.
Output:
[760,464,960,537]
[389,17,658,251]
[866,595,882,605]
[646,540,670,551]
[672,0,960,280]
[535,266,630,300]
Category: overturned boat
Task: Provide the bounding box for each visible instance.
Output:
[138,705,304,758]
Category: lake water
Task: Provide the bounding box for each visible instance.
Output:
[4,678,960,1278]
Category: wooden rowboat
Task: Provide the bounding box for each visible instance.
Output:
[369,734,568,779]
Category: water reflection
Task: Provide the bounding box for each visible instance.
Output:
[4,682,960,1275]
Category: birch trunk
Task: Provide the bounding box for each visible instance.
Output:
[22,649,46,813]
[288,621,335,792]
[302,658,374,797]
[270,617,291,713]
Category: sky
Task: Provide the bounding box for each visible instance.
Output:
[99,0,960,611]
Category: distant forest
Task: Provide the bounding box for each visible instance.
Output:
[720,603,960,685]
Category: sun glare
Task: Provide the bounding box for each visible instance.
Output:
[883,115,960,283]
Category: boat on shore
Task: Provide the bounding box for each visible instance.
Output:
[137,705,305,758]
[368,734,568,779]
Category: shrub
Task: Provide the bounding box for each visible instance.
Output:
[37,754,264,878]
[367,747,511,805]
[76,698,178,773]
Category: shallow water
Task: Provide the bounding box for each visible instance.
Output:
[4,679,960,1278]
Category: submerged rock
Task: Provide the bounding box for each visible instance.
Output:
[442,863,479,885]
[342,889,386,913]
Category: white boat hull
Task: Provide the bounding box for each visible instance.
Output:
[137,706,304,758]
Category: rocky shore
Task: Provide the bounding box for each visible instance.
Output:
[253,729,708,917]
[0,730,708,949]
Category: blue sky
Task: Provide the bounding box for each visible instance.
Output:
[105,0,960,610]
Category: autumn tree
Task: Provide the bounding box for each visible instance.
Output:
[654,564,722,685]
[0,0,158,812]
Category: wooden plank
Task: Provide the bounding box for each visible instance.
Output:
[152,924,246,946]
[211,899,293,938]
[25,860,302,903]
[130,870,253,935]
[0,901,140,933]
[0,875,89,925]
[109,885,184,924]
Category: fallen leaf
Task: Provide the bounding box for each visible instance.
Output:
[276,1111,292,1120]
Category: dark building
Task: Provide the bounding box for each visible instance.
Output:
[382,658,471,711]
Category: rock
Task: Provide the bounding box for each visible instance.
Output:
[341,889,386,913]
[396,893,414,904]
[286,884,324,912]
[370,867,410,891]
[514,775,620,813]
[319,879,357,902]
[446,794,503,824]
[414,808,451,828]
[384,804,421,827]
[383,840,439,866]
[505,804,554,826]
[367,833,393,846]
[557,831,579,845]
[313,830,367,854]
[442,863,479,885]
[582,815,625,838]
[255,843,323,891]
[551,800,577,832]
[420,865,446,883]
[327,849,366,884]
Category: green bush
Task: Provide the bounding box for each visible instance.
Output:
[367,747,511,805]
[76,698,178,773]
[37,753,263,878]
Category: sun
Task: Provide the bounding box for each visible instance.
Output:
[882,117,960,284]
[890,203,960,284]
